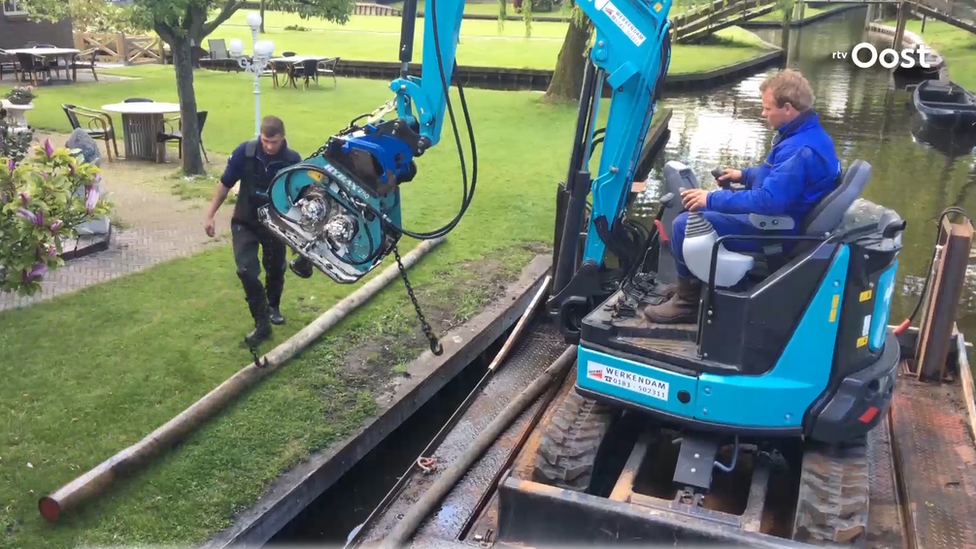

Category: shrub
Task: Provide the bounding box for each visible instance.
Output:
[0,139,114,296]
[0,110,34,164]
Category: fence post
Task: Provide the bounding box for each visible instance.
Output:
[119,32,129,66]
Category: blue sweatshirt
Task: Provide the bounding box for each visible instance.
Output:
[706,110,842,223]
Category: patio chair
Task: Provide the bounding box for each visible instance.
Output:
[157,111,209,163]
[15,53,49,86]
[61,103,119,162]
[293,58,319,89]
[26,43,62,78]
[259,60,280,88]
[317,57,340,88]
[208,39,229,60]
[0,49,18,82]
[69,48,99,82]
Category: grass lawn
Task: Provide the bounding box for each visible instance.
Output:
[893,19,976,90]
[0,61,682,548]
[208,10,773,72]
[0,10,766,543]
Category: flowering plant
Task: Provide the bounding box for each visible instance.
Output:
[0,139,114,296]
[4,86,36,105]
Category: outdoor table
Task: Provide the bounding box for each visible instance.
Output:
[101,102,181,163]
[5,48,81,83]
[269,56,330,87]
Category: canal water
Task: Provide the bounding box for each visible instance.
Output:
[269,7,976,546]
[638,6,976,337]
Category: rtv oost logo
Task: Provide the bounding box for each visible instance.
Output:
[834,43,933,69]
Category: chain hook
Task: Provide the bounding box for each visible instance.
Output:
[248,345,269,368]
[393,245,443,356]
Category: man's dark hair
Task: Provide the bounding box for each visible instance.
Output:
[261,116,285,137]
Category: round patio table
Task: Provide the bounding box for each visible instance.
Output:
[101,102,181,163]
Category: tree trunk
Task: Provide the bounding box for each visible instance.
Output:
[171,37,206,176]
[260,0,266,33]
[543,14,593,103]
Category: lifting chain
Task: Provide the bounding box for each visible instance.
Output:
[302,140,444,357]
[248,345,269,369]
[394,244,443,356]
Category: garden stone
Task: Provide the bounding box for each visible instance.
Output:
[65,129,111,236]
[65,128,103,168]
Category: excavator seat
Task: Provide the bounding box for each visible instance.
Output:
[689,159,874,288]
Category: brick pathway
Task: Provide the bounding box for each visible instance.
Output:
[0,131,234,311]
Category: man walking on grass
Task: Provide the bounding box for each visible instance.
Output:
[204,115,303,347]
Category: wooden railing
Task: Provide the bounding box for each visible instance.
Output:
[73,32,166,65]
[671,0,780,42]
[354,2,401,15]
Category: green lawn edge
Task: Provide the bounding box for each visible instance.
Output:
[880,18,976,90]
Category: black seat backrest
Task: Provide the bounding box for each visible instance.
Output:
[800,159,872,235]
[61,104,81,129]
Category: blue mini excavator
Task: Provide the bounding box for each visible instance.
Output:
[253,0,906,543]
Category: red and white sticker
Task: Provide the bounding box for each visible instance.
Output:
[586,361,668,401]
[601,1,646,47]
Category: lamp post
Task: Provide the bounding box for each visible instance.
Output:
[230,13,275,136]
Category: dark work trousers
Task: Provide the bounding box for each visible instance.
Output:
[232,220,287,321]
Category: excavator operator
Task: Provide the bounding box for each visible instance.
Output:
[644,68,843,324]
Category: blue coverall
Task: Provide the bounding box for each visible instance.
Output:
[670,110,843,278]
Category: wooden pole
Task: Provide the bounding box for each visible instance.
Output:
[780,0,794,56]
[893,0,908,51]
[914,219,972,381]
[38,237,446,523]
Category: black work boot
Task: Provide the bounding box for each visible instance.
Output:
[268,306,285,325]
[290,256,314,279]
[643,275,702,324]
[244,295,273,347]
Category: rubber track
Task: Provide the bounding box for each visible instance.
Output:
[792,436,870,547]
[531,390,615,493]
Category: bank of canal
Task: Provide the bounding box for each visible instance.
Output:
[265,7,976,547]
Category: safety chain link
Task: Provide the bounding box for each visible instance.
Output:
[394,245,443,356]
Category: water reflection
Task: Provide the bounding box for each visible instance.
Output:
[635,7,976,331]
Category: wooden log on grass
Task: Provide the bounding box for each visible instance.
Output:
[38,236,446,523]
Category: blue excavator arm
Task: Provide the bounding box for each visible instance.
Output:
[258,0,672,341]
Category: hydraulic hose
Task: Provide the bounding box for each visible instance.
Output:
[377,345,577,549]
[893,206,973,334]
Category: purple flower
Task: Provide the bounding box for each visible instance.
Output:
[35,209,43,227]
[44,138,54,157]
[22,263,48,282]
[94,172,102,184]
[85,187,99,213]
[17,207,37,225]
[38,244,57,258]
[7,158,13,172]
[20,192,28,206]
[49,219,62,233]
[0,191,6,203]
